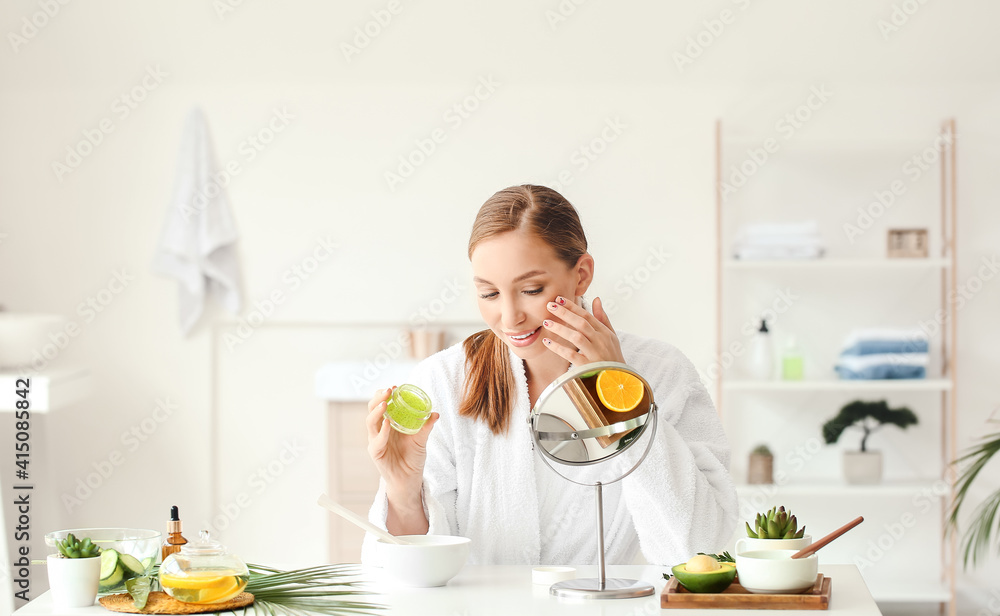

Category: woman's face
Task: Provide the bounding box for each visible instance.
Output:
[471,229,592,362]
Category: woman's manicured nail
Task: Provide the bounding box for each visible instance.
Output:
[548,302,558,311]
[556,296,566,305]
[543,338,551,345]
[543,320,551,327]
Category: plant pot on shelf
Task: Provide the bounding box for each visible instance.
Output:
[46,554,101,608]
[843,450,883,484]
[748,453,774,484]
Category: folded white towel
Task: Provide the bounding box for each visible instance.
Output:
[151,107,242,335]
[737,221,820,238]
[734,245,825,260]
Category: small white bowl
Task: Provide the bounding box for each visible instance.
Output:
[735,549,819,594]
[376,535,471,587]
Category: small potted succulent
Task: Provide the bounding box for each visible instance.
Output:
[747,444,774,484]
[822,399,918,484]
[47,532,102,608]
[736,505,811,554]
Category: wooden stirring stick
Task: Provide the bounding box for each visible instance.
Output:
[791,516,864,559]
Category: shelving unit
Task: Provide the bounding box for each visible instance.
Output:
[714,119,958,614]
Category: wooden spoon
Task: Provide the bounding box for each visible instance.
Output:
[317,493,410,545]
[791,516,864,559]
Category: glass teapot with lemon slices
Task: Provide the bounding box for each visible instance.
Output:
[159,531,249,604]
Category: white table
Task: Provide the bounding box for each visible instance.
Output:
[15,564,880,615]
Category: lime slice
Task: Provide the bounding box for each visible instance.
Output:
[126,576,152,610]
[99,550,120,579]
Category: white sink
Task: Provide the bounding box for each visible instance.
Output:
[0,313,69,369]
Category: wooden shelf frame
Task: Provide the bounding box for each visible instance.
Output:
[713,118,958,616]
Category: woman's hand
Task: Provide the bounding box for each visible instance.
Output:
[365,386,439,497]
[540,295,626,365]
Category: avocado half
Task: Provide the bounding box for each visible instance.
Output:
[670,562,737,593]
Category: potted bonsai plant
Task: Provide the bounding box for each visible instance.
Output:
[822,399,918,484]
[47,532,102,608]
[946,419,1000,568]
[748,444,774,484]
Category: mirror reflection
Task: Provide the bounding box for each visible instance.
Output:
[530,362,655,466]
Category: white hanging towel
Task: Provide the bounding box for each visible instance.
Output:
[152,107,242,335]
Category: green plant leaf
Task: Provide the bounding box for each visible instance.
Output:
[126,576,152,610]
[947,428,1000,569]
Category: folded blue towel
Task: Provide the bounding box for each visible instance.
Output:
[841,339,929,356]
[835,364,926,379]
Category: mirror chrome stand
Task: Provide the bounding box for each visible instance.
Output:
[549,481,655,600]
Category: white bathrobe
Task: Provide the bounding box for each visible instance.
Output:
[361,327,739,567]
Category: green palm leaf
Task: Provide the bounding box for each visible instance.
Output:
[946,427,1000,569]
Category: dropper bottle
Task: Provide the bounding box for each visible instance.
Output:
[161,505,188,561]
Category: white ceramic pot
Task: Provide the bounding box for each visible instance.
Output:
[735,534,812,555]
[376,535,471,587]
[46,554,101,608]
[735,549,819,594]
[843,451,882,484]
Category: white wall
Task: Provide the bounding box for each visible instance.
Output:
[1,0,999,612]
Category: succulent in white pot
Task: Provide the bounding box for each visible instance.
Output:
[46,532,102,608]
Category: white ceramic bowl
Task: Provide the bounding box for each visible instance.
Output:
[376,535,471,587]
[735,549,819,594]
[735,534,812,555]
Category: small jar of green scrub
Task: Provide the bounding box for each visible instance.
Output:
[383,384,433,435]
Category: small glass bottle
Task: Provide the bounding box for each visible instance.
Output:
[383,384,433,435]
[781,336,805,380]
[162,505,188,561]
[159,530,249,605]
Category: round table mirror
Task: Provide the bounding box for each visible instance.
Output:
[528,360,659,600]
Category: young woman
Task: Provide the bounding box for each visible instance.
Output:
[361,185,738,566]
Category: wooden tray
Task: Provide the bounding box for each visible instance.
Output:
[661,575,831,610]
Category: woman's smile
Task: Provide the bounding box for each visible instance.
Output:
[505,326,542,346]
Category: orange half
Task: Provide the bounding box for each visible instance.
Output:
[595,369,645,413]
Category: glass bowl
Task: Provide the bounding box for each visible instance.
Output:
[44,528,161,594]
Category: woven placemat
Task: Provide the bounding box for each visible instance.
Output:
[99,591,254,614]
